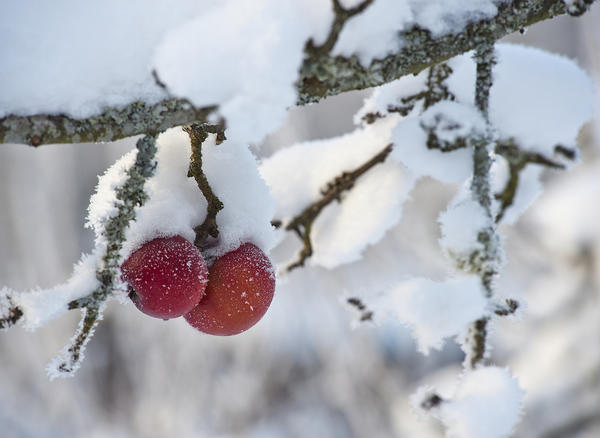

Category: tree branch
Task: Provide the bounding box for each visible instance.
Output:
[1,0,593,146]
[1,99,213,147]
[297,0,594,103]
[494,139,572,222]
[465,41,499,369]
[284,142,393,271]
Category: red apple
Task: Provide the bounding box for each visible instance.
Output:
[184,243,275,335]
[121,235,208,320]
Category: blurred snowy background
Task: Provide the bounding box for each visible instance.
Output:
[1,6,599,438]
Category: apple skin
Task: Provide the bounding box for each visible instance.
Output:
[184,243,275,335]
[121,235,208,320]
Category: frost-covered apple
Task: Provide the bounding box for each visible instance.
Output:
[184,243,275,336]
[121,235,208,320]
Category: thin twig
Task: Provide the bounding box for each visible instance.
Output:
[0,295,23,330]
[347,297,374,322]
[285,143,393,271]
[306,0,374,55]
[493,298,519,316]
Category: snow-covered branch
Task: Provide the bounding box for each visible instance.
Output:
[0,0,594,146]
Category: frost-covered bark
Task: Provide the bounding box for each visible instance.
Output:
[0,0,594,146]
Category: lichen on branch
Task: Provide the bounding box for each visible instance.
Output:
[464,41,500,369]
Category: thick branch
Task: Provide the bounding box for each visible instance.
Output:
[297,0,592,103]
[1,0,593,146]
[1,99,213,147]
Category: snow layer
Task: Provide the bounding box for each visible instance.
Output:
[260,117,415,268]
[445,44,594,156]
[153,0,333,145]
[374,275,488,354]
[390,102,484,183]
[334,0,503,65]
[491,160,544,225]
[0,0,200,117]
[531,163,600,249]
[311,163,415,268]
[438,187,491,260]
[439,367,524,438]
[9,253,99,330]
[90,128,278,261]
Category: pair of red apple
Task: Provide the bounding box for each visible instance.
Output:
[121,235,275,335]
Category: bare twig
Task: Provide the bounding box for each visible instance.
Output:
[0,295,23,330]
[362,62,455,124]
[420,393,445,410]
[183,123,226,250]
[284,143,393,271]
[306,0,374,55]
[54,305,102,375]
[347,297,374,322]
[493,298,519,316]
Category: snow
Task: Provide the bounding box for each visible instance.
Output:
[491,161,544,225]
[439,367,524,438]
[311,163,415,268]
[153,0,333,146]
[489,45,594,156]
[412,1,501,37]
[9,253,100,330]
[446,44,594,156]
[333,0,414,64]
[531,162,600,249]
[92,128,278,261]
[0,0,199,118]
[438,187,491,260]
[46,302,107,380]
[334,0,502,65]
[355,68,429,123]
[390,102,483,184]
[260,116,414,268]
[374,275,488,354]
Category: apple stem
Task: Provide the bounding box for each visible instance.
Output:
[184,123,226,250]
